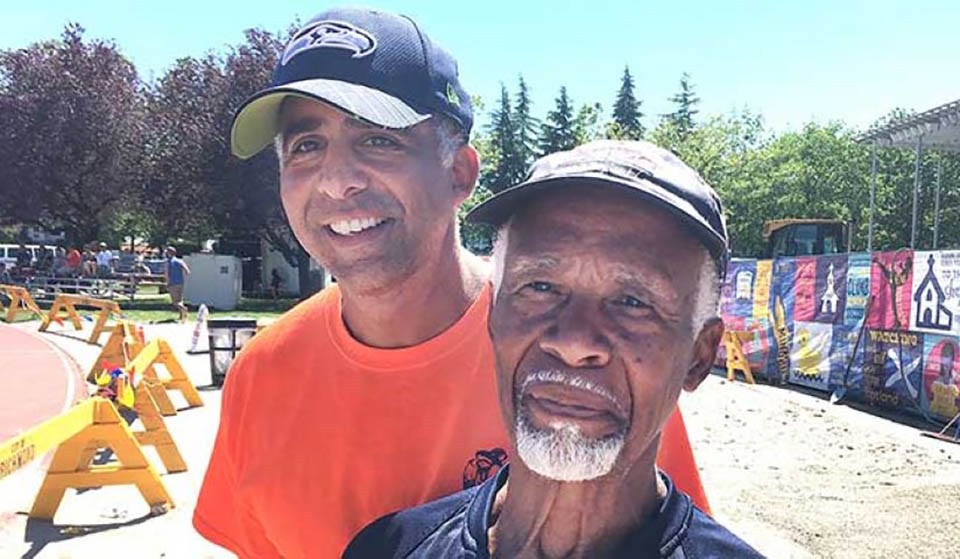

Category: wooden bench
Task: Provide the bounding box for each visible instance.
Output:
[39,294,122,344]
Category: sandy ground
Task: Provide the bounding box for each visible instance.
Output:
[1,320,958,558]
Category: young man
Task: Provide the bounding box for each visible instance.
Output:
[194,8,708,558]
[346,141,760,558]
[164,247,190,322]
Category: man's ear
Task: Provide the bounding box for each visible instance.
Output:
[451,143,480,204]
[683,317,725,392]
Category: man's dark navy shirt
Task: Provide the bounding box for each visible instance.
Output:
[344,466,764,558]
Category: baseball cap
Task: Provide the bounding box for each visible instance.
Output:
[467,140,729,275]
[231,7,473,159]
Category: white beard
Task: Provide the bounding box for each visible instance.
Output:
[514,412,625,482]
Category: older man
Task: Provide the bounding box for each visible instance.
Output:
[346,140,761,558]
[195,7,709,558]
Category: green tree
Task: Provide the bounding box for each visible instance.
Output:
[484,83,525,193]
[663,72,700,142]
[574,102,604,145]
[539,86,577,155]
[513,76,540,171]
[140,55,226,246]
[0,24,145,244]
[609,66,644,139]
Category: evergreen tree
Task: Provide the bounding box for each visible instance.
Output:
[663,72,701,141]
[539,86,577,155]
[484,84,525,193]
[513,75,540,171]
[610,66,644,139]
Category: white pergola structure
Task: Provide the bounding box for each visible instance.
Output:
[856,98,960,251]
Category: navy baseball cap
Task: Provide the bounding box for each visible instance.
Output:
[467,140,730,276]
[231,7,473,159]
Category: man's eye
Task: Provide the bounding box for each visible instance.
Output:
[362,135,400,148]
[291,139,321,154]
[522,281,555,293]
[616,295,650,309]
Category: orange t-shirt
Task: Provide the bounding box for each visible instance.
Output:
[193,284,709,559]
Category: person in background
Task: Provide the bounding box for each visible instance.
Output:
[15,243,31,271]
[270,267,284,299]
[95,242,114,277]
[164,247,190,322]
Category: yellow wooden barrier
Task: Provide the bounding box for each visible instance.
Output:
[722,330,757,384]
[0,398,173,520]
[39,294,121,345]
[132,380,187,473]
[0,284,44,323]
[88,322,178,416]
[126,339,204,410]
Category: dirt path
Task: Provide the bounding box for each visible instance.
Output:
[683,376,960,558]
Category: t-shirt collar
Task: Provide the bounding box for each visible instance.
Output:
[466,467,692,558]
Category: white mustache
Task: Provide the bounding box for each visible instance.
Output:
[519,370,624,416]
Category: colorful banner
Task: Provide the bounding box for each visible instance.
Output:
[789,321,833,391]
[844,253,871,326]
[753,260,773,321]
[921,335,960,420]
[722,250,960,422]
[865,329,923,411]
[868,250,914,331]
[813,254,847,324]
[909,251,960,336]
[723,259,758,318]
[793,257,817,323]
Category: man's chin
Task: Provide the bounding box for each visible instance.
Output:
[514,415,624,482]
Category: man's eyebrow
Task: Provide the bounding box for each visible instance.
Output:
[612,267,677,302]
[506,255,560,277]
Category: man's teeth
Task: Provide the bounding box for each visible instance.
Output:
[329,217,386,236]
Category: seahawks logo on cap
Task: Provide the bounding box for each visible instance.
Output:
[281,20,377,66]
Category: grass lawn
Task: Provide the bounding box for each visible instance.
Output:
[2,295,300,324]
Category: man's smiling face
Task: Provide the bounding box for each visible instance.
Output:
[489,186,720,481]
[277,97,466,292]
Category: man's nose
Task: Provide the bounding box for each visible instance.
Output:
[312,141,368,200]
[538,299,612,368]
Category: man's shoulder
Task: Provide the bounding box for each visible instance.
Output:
[677,507,765,558]
[233,286,339,365]
[343,483,481,559]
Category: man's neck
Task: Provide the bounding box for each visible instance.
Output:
[339,242,488,348]
[490,457,664,559]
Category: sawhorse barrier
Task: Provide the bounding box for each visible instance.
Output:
[127,339,205,412]
[0,398,173,520]
[722,330,757,384]
[39,294,122,344]
[0,284,44,322]
[90,323,203,416]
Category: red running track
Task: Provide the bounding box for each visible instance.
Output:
[0,323,86,442]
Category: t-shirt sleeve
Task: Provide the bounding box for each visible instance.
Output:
[657,405,712,516]
[193,357,281,558]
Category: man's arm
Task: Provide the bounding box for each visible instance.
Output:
[193,357,282,558]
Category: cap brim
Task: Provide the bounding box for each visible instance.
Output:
[231,78,431,159]
[467,174,727,258]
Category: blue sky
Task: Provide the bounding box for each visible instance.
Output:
[3,0,959,133]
